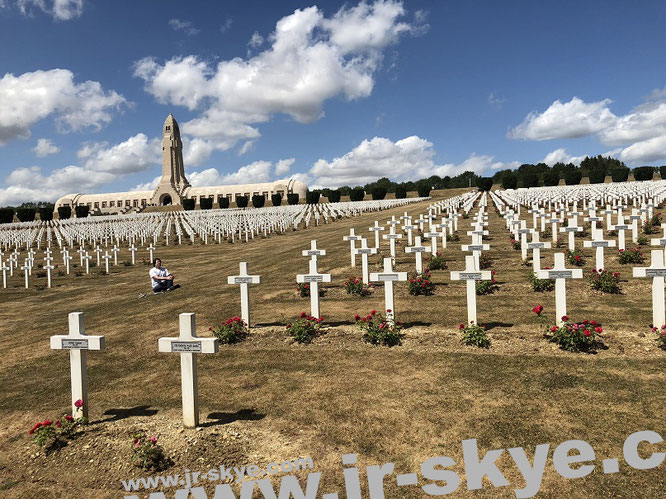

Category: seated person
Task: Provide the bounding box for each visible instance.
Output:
[149,258,177,293]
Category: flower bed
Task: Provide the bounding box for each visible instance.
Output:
[355,309,403,346]
[528,271,554,291]
[588,269,621,294]
[618,247,644,264]
[29,399,87,452]
[547,316,604,352]
[458,322,490,348]
[565,249,585,266]
[286,313,323,344]
[344,277,371,296]
[424,252,447,270]
[652,325,666,350]
[408,270,435,296]
[476,271,498,295]
[131,432,169,472]
[210,317,249,344]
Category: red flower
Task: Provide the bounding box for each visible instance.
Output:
[354,314,361,321]
[55,421,61,428]
[74,399,83,409]
[458,324,465,329]
[65,415,73,422]
[583,329,591,337]
[551,326,558,332]
[590,320,597,326]
[286,324,291,329]
[43,420,52,426]
[370,310,376,315]
[386,309,392,313]
[595,326,603,333]
[532,305,544,315]
[561,315,569,322]
[300,312,306,318]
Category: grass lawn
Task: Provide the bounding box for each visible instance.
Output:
[0,190,664,497]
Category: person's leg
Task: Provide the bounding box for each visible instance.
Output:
[154,281,169,293]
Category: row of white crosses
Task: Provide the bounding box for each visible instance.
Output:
[51,311,217,428]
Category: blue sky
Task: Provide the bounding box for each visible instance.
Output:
[1,0,666,204]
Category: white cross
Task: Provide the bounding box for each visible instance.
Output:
[368,221,385,249]
[77,246,85,266]
[147,243,155,263]
[129,244,137,265]
[63,250,72,275]
[527,232,551,272]
[450,255,492,325]
[628,208,642,243]
[402,222,417,246]
[44,262,54,288]
[343,228,361,267]
[296,258,331,319]
[560,218,583,251]
[369,257,408,324]
[610,213,631,251]
[1,263,9,288]
[536,253,583,324]
[94,246,102,266]
[423,224,446,254]
[353,237,377,284]
[583,232,616,271]
[111,244,120,266]
[50,312,105,419]
[21,260,30,289]
[461,234,490,270]
[382,225,403,262]
[405,236,430,273]
[83,252,92,274]
[633,250,666,329]
[516,221,533,260]
[102,251,111,274]
[227,262,261,327]
[302,240,326,267]
[158,313,219,428]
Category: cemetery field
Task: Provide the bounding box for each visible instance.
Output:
[1,192,665,497]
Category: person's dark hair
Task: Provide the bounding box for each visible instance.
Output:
[153,258,161,265]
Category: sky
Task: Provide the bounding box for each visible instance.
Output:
[1,0,666,205]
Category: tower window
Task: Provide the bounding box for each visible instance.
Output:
[165,126,171,131]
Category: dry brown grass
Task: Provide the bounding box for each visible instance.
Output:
[0,192,664,497]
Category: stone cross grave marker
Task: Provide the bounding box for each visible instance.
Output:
[560,217,583,251]
[405,236,430,273]
[382,225,402,262]
[369,221,385,249]
[1,263,8,288]
[536,253,583,324]
[129,244,137,265]
[296,258,331,319]
[111,244,120,266]
[158,313,218,428]
[21,260,30,288]
[343,228,361,267]
[583,232,616,270]
[353,237,377,284]
[227,262,261,327]
[369,257,408,324]
[450,255,492,325]
[633,249,666,329]
[147,243,155,263]
[610,212,631,251]
[302,240,326,267]
[102,251,111,274]
[527,231,551,272]
[50,312,105,419]
[628,208,642,243]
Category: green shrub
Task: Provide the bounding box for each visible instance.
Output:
[476,272,498,295]
[355,309,402,346]
[344,277,370,296]
[476,177,493,191]
[286,313,323,344]
[543,171,560,186]
[131,432,169,472]
[417,185,431,197]
[371,187,387,200]
[305,191,320,204]
[458,323,490,348]
[618,247,644,264]
[287,193,300,205]
[218,197,230,209]
[0,207,14,223]
[271,194,282,206]
[327,190,341,203]
[39,207,54,221]
[183,199,195,211]
[547,317,603,352]
[510,237,521,250]
[349,188,365,202]
[199,197,213,210]
[588,269,621,293]
[408,270,434,295]
[565,249,585,266]
[446,232,460,242]
[528,271,554,292]
[74,205,89,218]
[564,170,582,185]
[652,325,666,349]
[16,208,36,222]
[252,195,265,208]
[501,171,518,189]
[588,170,605,184]
[633,166,655,181]
[211,317,249,344]
[235,195,248,208]
[479,253,492,269]
[394,186,407,199]
[424,252,446,270]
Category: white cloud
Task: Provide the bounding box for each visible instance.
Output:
[132,176,161,192]
[12,0,83,20]
[488,92,505,110]
[32,138,59,157]
[220,17,233,33]
[0,68,127,145]
[237,140,255,156]
[169,18,199,36]
[275,158,294,176]
[508,97,617,140]
[77,133,160,174]
[307,136,513,188]
[248,31,263,48]
[182,137,215,167]
[542,148,585,166]
[618,135,666,163]
[134,1,418,151]
[0,164,114,205]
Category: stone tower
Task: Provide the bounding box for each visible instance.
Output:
[151,114,190,206]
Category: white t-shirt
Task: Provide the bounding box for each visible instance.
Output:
[149,267,170,289]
